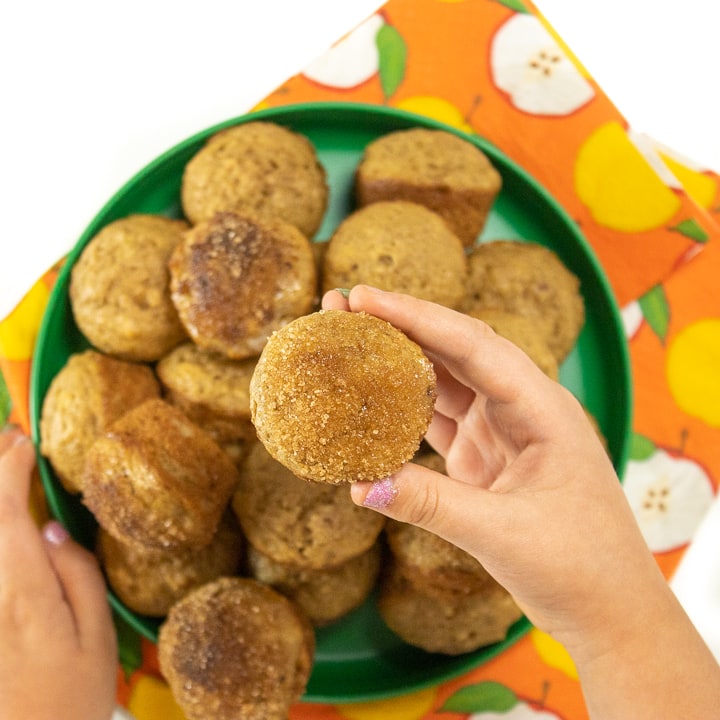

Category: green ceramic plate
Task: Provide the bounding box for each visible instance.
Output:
[29,102,632,704]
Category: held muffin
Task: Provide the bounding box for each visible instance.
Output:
[97,512,244,617]
[355,127,502,247]
[169,211,317,359]
[462,240,585,362]
[82,398,240,550]
[158,577,315,720]
[39,349,160,494]
[322,200,467,308]
[250,309,437,484]
[181,121,329,238]
[69,214,188,361]
[232,442,385,569]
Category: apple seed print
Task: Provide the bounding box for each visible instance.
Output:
[490,14,594,116]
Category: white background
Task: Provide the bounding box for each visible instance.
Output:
[1,0,718,319]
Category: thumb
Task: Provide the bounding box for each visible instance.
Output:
[350,462,505,561]
[42,522,116,652]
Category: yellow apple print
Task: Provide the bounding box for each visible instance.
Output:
[575,122,682,233]
[667,317,720,427]
[0,279,49,361]
[530,628,578,680]
[394,96,474,133]
[657,147,718,210]
[336,686,437,720]
[127,675,187,720]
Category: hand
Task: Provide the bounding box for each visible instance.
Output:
[322,286,720,719]
[0,426,117,720]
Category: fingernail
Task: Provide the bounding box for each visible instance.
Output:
[43,521,70,545]
[335,287,351,298]
[361,477,398,509]
[1,423,19,435]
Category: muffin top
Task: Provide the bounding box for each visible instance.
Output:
[250,309,437,484]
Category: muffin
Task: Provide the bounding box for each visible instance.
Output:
[246,541,382,626]
[39,350,160,493]
[462,240,585,362]
[355,127,502,247]
[69,214,188,361]
[169,211,316,359]
[467,308,559,380]
[250,310,437,484]
[377,560,523,655]
[97,513,244,617]
[322,201,467,308]
[158,577,315,720]
[157,342,258,465]
[232,443,385,569]
[181,121,329,237]
[82,398,240,550]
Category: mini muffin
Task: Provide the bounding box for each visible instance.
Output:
[251,310,437,484]
[157,342,258,465]
[246,541,382,626]
[82,398,240,550]
[462,240,585,362]
[169,211,316,359]
[322,201,467,308]
[377,561,523,655]
[385,519,491,597]
[158,577,314,720]
[69,214,188,361]
[39,350,160,493]
[355,127,502,247]
[97,513,244,617]
[232,443,385,569]
[467,308,559,380]
[181,121,329,237]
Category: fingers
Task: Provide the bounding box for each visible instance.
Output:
[42,523,116,653]
[0,429,35,508]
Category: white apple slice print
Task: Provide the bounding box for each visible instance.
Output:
[624,436,715,553]
[441,681,563,719]
[490,14,594,116]
[302,14,385,89]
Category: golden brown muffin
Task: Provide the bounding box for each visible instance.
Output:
[97,513,244,617]
[169,211,317,359]
[322,201,467,308]
[246,541,381,627]
[355,127,502,247]
[232,443,385,569]
[158,577,315,720]
[462,240,585,362]
[377,560,522,655]
[39,350,160,493]
[181,121,329,237]
[82,398,240,550]
[69,214,188,361]
[157,342,258,465]
[385,519,491,598]
[251,310,437,484]
[467,308,559,380]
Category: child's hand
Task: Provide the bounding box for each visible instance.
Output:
[0,427,117,720]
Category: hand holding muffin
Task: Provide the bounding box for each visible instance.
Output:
[322,286,720,720]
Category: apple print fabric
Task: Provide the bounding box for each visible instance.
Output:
[1,0,718,718]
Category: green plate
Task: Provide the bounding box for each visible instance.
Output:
[29,102,632,704]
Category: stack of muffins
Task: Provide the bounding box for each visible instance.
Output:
[39,119,588,720]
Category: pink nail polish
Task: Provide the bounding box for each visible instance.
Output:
[362,477,398,509]
[43,521,69,545]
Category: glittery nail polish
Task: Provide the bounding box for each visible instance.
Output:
[362,477,398,510]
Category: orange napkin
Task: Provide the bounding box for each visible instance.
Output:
[1,1,718,718]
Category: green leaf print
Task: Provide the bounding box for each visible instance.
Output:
[491,0,531,13]
[630,432,656,461]
[376,23,407,100]
[440,681,519,713]
[114,611,144,680]
[0,369,11,428]
[638,284,671,344]
[669,218,709,243]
